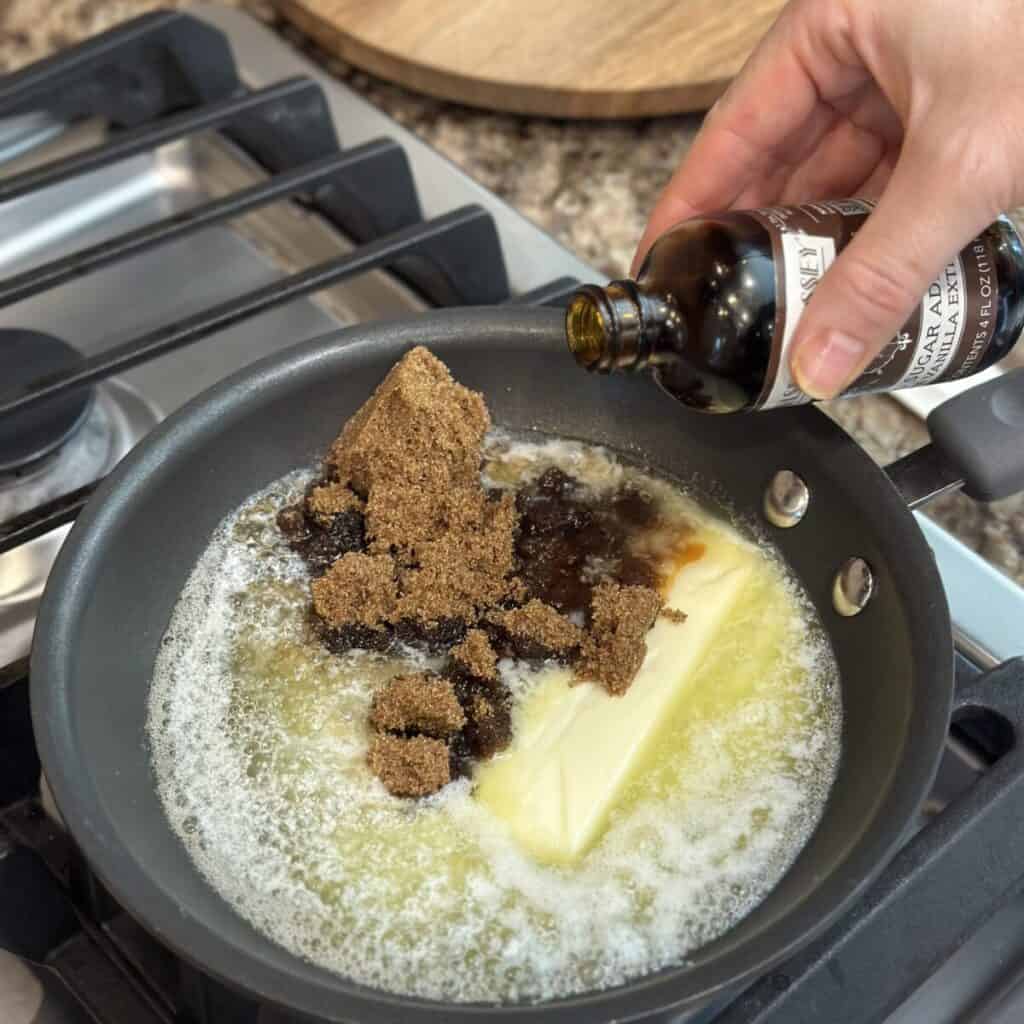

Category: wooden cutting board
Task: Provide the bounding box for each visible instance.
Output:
[273,0,786,118]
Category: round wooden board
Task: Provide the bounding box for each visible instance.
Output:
[273,0,785,119]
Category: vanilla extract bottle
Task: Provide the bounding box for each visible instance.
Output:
[565,199,1024,412]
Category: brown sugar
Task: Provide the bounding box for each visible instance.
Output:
[327,346,489,496]
[395,492,518,625]
[288,346,680,797]
[305,479,363,524]
[462,691,512,759]
[310,348,518,649]
[367,734,451,797]
[366,479,506,561]
[364,480,485,558]
[660,607,688,624]
[364,480,440,557]
[310,552,397,629]
[370,674,466,737]
[490,599,584,659]
[278,492,367,577]
[450,629,499,682]
[580,581,663,695]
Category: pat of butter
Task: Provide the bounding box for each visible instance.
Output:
[475,534,755,864]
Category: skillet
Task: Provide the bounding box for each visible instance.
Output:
[30,306,1024,1022]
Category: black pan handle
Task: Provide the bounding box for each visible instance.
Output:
[887,367,1024,507]
[710,657,1024,1024]
[929,367,1024,502]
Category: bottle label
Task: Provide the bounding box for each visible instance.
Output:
[748,199,1001,408]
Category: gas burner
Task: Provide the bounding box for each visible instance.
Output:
[0,380,158,524]
[0,330,95,475]
[0,380,162,666]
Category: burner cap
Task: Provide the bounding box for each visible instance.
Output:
[0,329,95,474]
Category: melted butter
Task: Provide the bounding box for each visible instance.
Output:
[149,436,842,1004]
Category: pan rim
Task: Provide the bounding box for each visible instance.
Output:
[31,306,952,1022]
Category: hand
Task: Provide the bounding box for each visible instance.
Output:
[634,0,1024,398]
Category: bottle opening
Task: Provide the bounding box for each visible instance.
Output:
[566,293,607,368]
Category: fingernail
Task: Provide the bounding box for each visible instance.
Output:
[792,331,867,400]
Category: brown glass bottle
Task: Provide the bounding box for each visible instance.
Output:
[565,200,1024,413]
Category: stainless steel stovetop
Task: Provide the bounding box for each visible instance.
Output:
[2,6,1024,1024]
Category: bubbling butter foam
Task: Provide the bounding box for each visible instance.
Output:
[148,436,842,1004]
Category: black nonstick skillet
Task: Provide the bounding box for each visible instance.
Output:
[30,306,1024,1022]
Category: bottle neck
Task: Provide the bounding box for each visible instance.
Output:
[565,280,685,372]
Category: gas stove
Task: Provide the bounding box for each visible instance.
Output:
[1,6,1024,1023]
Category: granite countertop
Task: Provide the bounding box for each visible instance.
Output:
[2,0,1022,585]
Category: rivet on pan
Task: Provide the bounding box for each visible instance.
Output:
[833,558,875,617]
[763,470,809,528]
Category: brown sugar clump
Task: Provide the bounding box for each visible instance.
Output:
[311,348,518,653]
[370,673,466,737]
[450,629,499,682]
[293,347,682,797]
[367,734,451,797]
[395,492,519,624]
[364,481,440,556]
[489,599,584,660]
[660,607,688,624]
[310,552,397,629]
[278,487,367,577]
[305,479,363,524]
[276,505,307,537]
[327,346,489,496]
[366,483,514,563]
[580,581,663,695]
[463,691,512,759]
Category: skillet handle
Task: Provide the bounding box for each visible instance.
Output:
[710,657,1024,1024]
[888,368,1024,507]
[928,367,1024,502]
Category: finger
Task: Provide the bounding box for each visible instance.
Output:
[789,137,998,398]
[732,165,801,210]
[830,79,904,149]
[631,106,830,274]
[739,80,900,208]
[778,118,887,203]
[673,115,879,227]
[854,148,898,199]
[631,124,780,274]
[633,0,870,272]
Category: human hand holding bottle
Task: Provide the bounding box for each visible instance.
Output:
[634,0,1024,399]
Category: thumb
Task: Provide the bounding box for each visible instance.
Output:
[789,142,997,399]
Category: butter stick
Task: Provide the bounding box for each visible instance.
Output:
[475,533,755,864]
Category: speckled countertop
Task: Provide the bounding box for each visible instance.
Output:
[2,0,1022,584]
